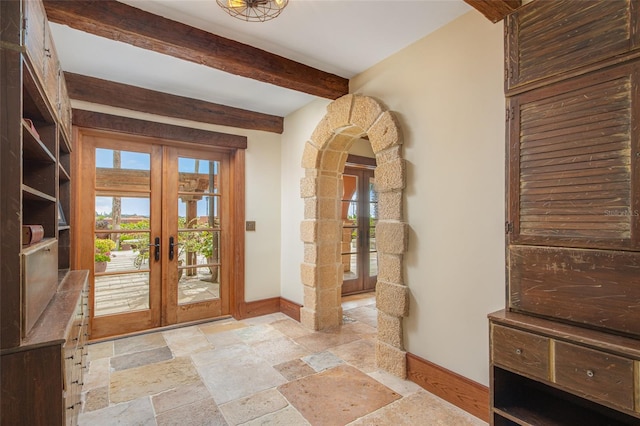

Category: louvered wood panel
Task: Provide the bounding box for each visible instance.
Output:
[506,0,637,91]
[509,62,639,250]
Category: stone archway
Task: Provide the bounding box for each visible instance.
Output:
[300,94,409,377]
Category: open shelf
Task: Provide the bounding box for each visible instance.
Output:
[22,184,56,203]
[493,367,639,426]
[59,163,71,182]
[22,120,55,163]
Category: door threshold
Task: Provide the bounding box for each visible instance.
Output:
[88,314,234,344]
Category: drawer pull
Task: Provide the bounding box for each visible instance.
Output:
[515,348,522,355]
[586,369,594,378]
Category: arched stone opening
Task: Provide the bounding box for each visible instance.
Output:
[300,94,409,377]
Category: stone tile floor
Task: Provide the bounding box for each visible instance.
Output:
[79,294,486,425]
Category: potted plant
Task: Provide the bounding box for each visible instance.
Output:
[195,230,218,281]
[95,238,116,273]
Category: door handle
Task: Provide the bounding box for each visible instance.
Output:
[149,237,160,262]
[169,236,175,261]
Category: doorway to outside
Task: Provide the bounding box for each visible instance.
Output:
[341,166,377,296]
[76,131,231,340]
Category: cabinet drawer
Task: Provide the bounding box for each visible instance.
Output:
[554,341,634,411]
[492,324,550,380]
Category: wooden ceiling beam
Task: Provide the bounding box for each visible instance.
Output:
[65,72,283,134]
[72,109,248,149]
[464,0,521,23]
[43,0,349,100]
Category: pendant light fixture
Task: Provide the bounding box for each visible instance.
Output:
[217,0,289,22]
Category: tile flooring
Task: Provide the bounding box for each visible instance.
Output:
[79,294,486,425]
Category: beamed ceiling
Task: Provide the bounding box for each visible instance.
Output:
[43,0,521,134]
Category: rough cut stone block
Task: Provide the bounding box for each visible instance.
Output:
[376,341,407,378]
[317,198,338,221]
[377,311,403,349]
[317,242,339,265]
[300,307,318,330]
[304,243,317,264]
[321,149,344,173]
[300,177,316,198]
[300,263,317,287]
[326,133,356,152]
[317,287,342,309]
[317,263,340,290]
[378,191,403,221]
[301,142,321,169]
[317,308,342,330]
[317,220,340,243]
[351,95,384,133]
[377,280,409,317]
[300,220,317,243]
[377,253,403,285]
[375,158,405,193]
[317,176,339,199]
[327,94,353,130]
[303,284,317,308]
[304,198,317,220]
[375,145,402,166]
[310,116,333,150]
[376,221,408,255]
[369,111,402,154]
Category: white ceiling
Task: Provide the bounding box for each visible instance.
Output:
[49,0,471,117]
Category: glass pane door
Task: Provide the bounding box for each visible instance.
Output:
[86,139,163,339]
[79,133,231,339]
[342,167,378,295]
[165,146,229,323]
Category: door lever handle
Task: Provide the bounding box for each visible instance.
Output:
[169,236,175,261]
[149,237,160,262]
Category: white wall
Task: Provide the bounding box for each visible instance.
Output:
[72,101,283,303]
[279,99,331,304]
[350,11,505,385]
[281,10,505,386]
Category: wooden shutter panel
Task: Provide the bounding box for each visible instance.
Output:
[509,62,639,251]
[508,61,640,336]
[506,0,639,91]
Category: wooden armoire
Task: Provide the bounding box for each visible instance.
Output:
[489,1,640,424]
[0,0,89,424]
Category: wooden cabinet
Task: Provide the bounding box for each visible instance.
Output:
[1,271,89,426]
[0,1,84,424]
[493,1,640,424]
[490,311,640,425]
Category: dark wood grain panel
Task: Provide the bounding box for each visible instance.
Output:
[72,110,248,149]
[65,73,284,134]
[492,324,550,380]
[509,246,640,336]
[489,310,640,361]
[44,0,348,100]
[554,341,634,411]
[508,0,632,89]
[1,345,64,425]
[463,0,521,23]
[0,44,23,349]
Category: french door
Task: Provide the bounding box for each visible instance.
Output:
[77,133,230,339]
[341,167,378,295]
